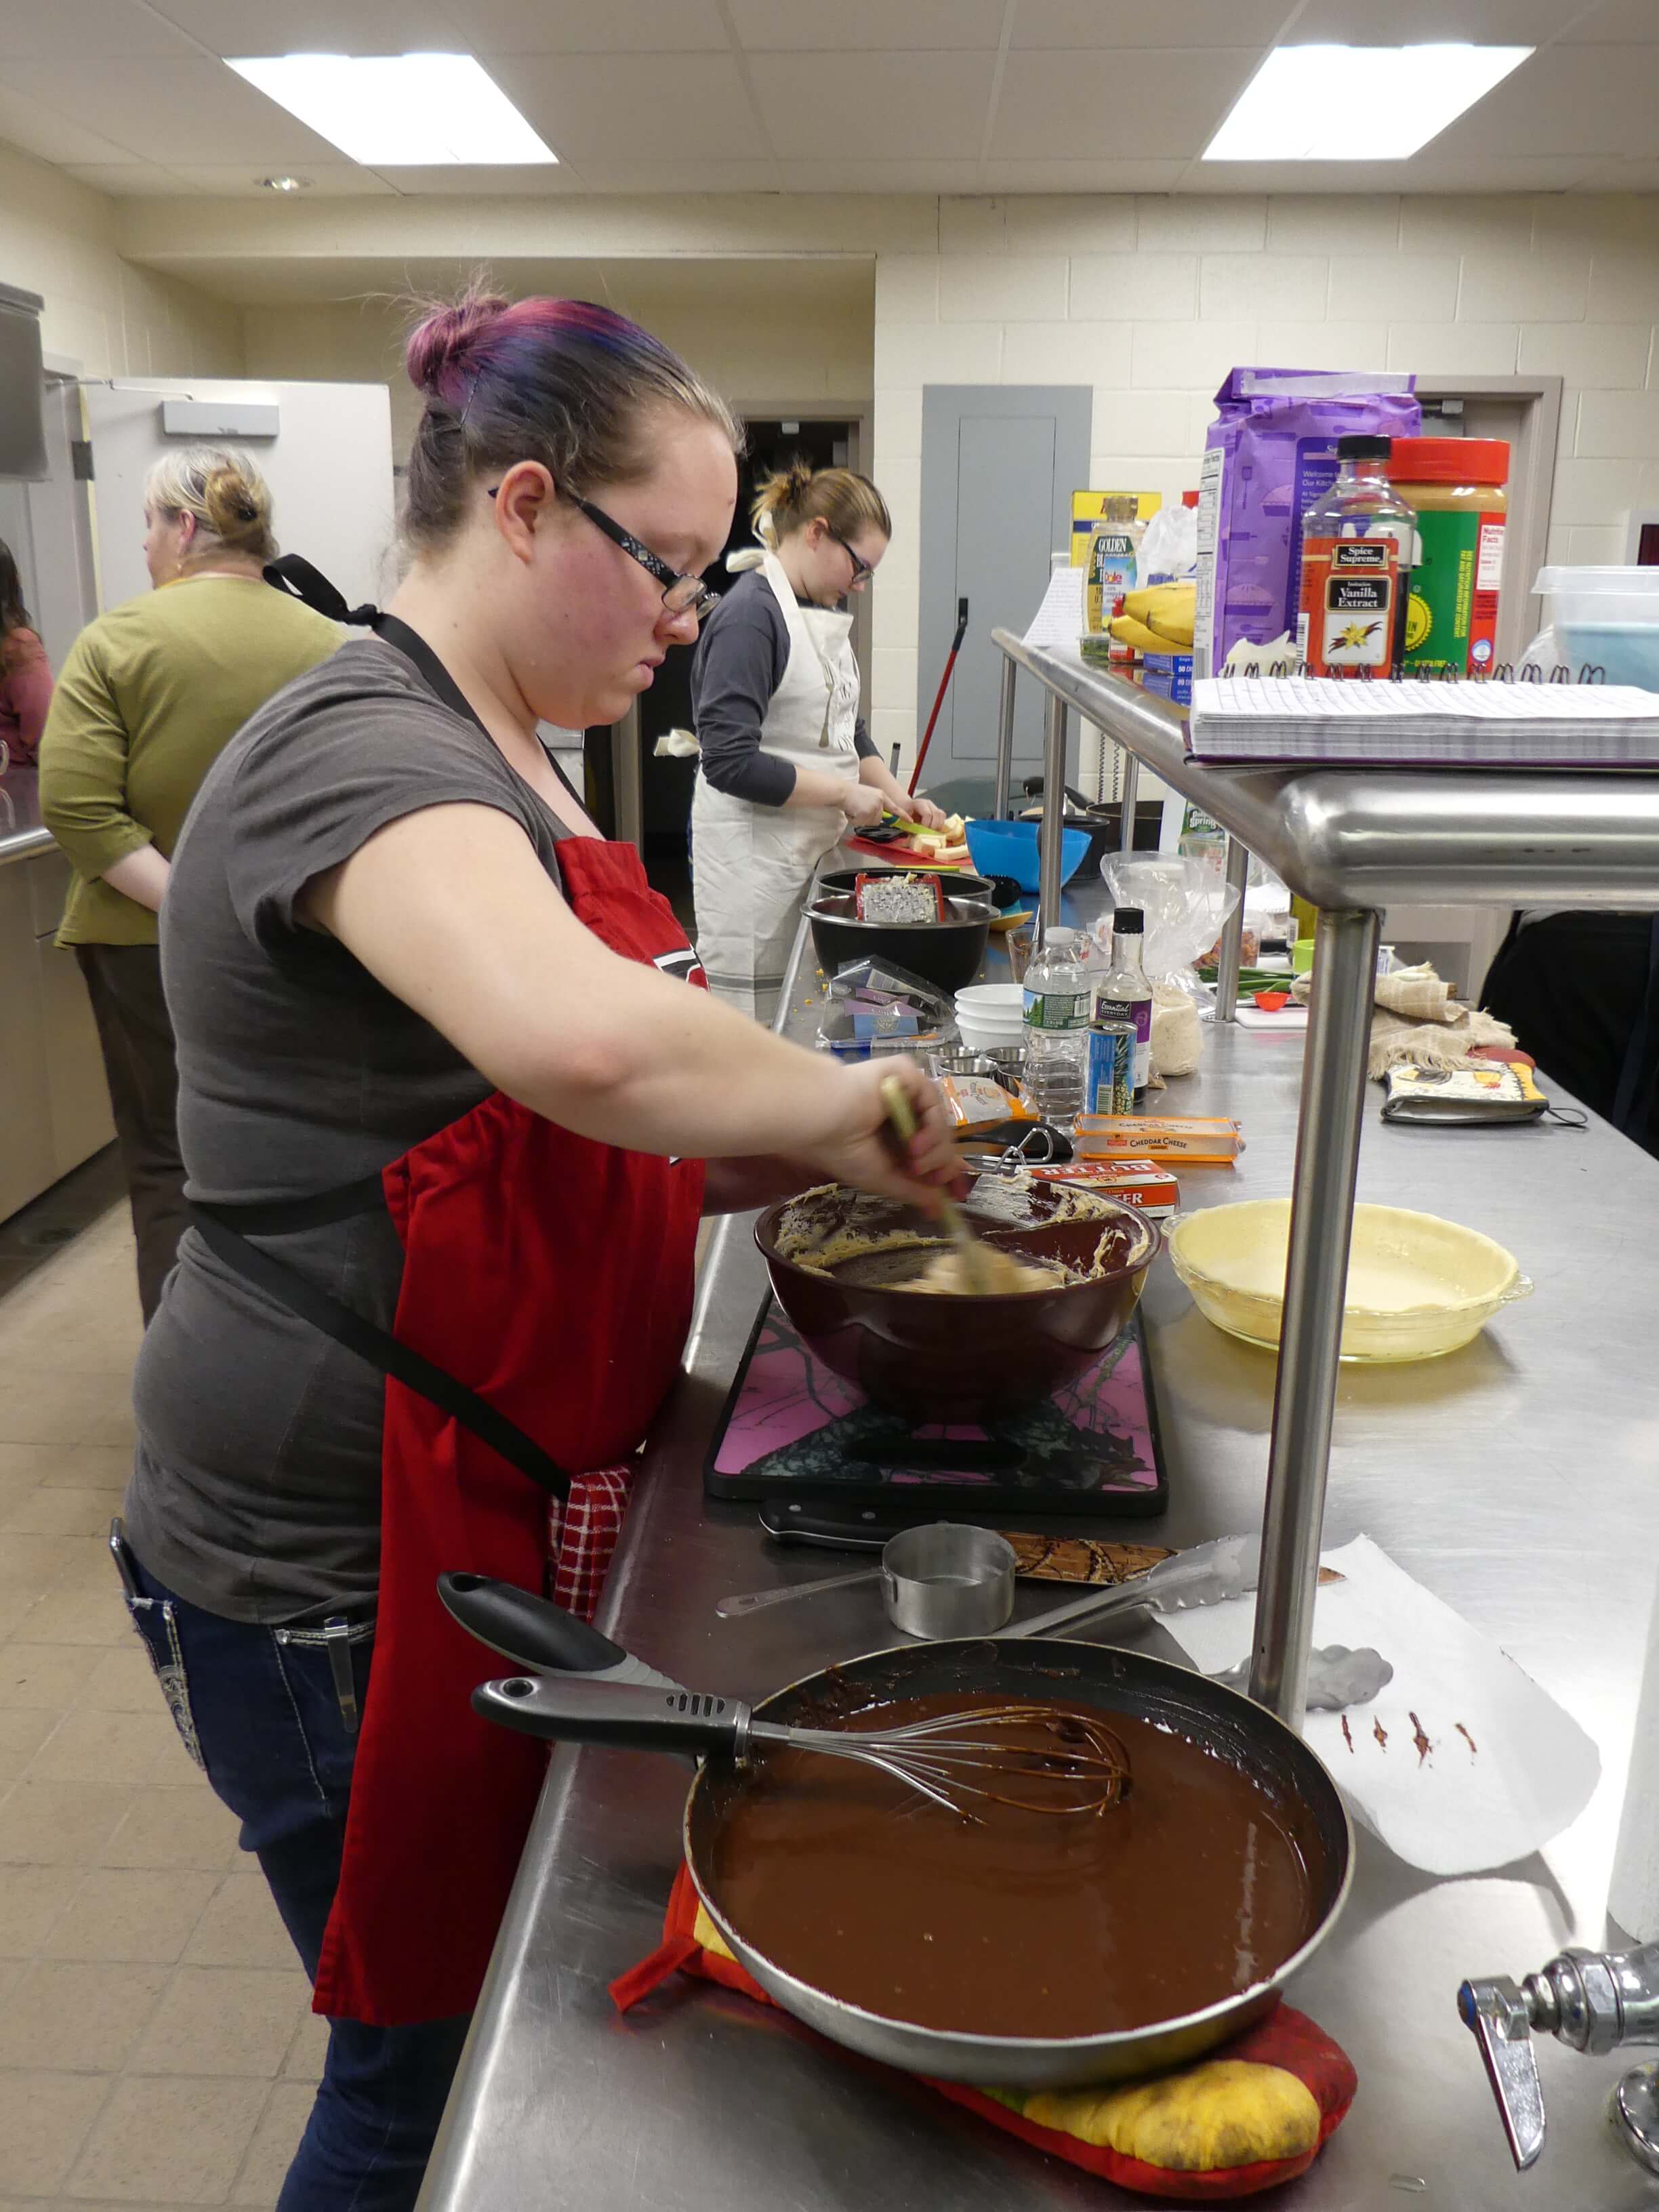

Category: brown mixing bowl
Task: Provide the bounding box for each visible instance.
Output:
[754,1179,1160,1420]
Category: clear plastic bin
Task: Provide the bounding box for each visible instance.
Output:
[1534,565,1659,691]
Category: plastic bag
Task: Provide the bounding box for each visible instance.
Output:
[1138,501,1198,584]
[1093,857,1242,996]
[817,958,953,1062]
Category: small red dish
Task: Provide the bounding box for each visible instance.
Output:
[1253,989,1291,1013]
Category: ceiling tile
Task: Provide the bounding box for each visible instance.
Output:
[0,0,203,58]
[0,58,345,164]
[0,80,140,165]
[779,159,989,193]
[981,159,1193,190]
[363,161,592,194]
[1290,0,1571,37]
[146,0,469,52]
[1397,155,1601,190]
[1190,156,1595,194]
[1431,45,1659,157]
[728,0,1005,50]
[992,49,1259,159]
[747,52,997,161]
[1563,0,1659,37]
[461,0,729,52]
[59,163,206,196]
[169,163,400,196]
[1013,0,1286,48]
[484,52,760,163]
[566,160,787,194]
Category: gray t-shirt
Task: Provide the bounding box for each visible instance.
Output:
[127,634,570,1624]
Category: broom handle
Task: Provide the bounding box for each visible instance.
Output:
[907,597,969,797]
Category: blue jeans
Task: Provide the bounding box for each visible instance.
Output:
[119,1546,471,2212]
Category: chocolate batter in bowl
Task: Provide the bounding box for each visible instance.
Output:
[755,1181,1161,1420]
[684,1639,1351,2091]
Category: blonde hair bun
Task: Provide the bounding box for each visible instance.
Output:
[144,445,275,563]
[750,461,891,547]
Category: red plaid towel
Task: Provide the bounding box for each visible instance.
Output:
[548,1465,634,1622]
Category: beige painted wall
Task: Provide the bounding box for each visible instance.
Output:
[867,191,1659,765]
[110,184,1659,769]
[0,141,241,379]
[241,288,876,458]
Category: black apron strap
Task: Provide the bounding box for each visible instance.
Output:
[1611,916,1659,1141]
[192,1196,573,1501]
[264,553,380,628]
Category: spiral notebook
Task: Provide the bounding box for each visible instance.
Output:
[1189,675,1659,767]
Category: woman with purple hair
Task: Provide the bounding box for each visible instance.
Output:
[110,291,956,2211]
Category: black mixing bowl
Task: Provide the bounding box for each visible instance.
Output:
[805,892,994,995]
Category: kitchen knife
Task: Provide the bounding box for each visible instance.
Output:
[999,1534,1261,1641]
[436,1571,685,1692]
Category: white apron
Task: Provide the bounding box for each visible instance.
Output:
[691,549,862,1023]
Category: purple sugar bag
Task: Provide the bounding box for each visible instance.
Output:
[1193,368,1420,678]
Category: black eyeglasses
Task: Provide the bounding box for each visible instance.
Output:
[487,485,720,621]
[829,530,874,591]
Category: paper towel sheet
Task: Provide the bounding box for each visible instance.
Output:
[1162,1535,1601,1877]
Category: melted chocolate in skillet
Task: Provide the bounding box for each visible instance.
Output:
[708,1690,1317,2039]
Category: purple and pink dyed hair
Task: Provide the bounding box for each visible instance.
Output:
[401,287,741,551]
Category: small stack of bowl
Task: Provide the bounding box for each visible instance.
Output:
[955,982,1026,1053]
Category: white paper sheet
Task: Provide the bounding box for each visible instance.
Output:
[1023,565,1086,655]
[1162,1536,1601,1876]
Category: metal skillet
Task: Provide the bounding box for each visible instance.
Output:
[441,1573,1353,2093]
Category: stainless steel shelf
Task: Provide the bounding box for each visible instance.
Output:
[995,630,1659,912]
[996,626,1659,1732]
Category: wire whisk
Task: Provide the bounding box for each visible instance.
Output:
[472,1672,1133,1824]
[771,1703,1134,1821]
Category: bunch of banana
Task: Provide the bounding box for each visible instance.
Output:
[1107,581,1196,657]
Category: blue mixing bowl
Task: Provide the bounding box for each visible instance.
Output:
[964,819,1091,895]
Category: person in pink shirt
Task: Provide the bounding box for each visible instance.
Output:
[0,539,52,766]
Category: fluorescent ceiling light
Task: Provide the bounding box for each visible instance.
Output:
[227,53,558,166]
[1204,44,1532,162]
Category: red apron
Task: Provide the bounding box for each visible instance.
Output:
[195,615,706,2027]
[316,836,705,2024]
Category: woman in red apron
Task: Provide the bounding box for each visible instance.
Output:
[115,291,955,2212]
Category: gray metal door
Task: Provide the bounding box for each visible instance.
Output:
[918,386,1091,788]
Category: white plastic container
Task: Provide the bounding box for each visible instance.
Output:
[954,983,1026,1052]
[1534,565,1659,691]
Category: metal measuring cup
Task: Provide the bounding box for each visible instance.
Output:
[716,1522,1017,1639]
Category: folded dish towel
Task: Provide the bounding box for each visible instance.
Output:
[1291,962,1515,1079]
[611,1863,1357,2202]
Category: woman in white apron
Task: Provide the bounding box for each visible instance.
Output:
[690,462,945,1020]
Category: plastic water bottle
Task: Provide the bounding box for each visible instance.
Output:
[1022,926,1090,1126]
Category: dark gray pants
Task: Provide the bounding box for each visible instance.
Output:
[75,943,188,1322]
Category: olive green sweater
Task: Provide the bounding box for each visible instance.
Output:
[39,573,340,947]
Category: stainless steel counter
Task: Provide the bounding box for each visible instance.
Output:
[0,766,52,867]
[422,905,1659,2211]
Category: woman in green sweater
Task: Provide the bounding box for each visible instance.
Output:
[39,446,339,1319]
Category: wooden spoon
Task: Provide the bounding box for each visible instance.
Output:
[878,1076,998,1295]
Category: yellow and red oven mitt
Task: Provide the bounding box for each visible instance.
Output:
[611,1864,1357,2202]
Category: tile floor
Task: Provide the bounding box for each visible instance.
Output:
[0,1200,320,2209]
